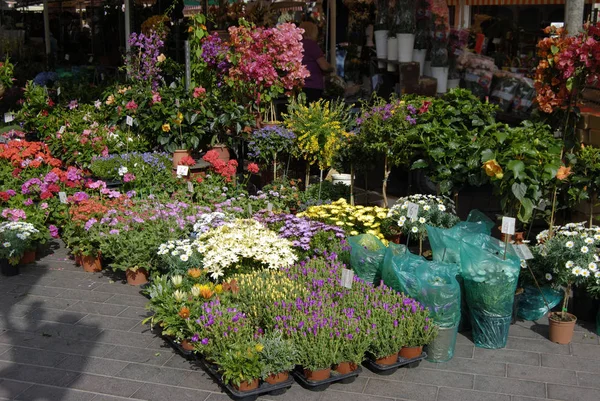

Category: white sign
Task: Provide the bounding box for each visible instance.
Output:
[407,202,420,222]
[187,181,194,193]
[267,203,273,212]
[65,54,70,61]
[176,165,189,177]
[58,192,68,204]
[57,87,61,96]
[59,126,66,134]
[248,204,253,216]
[341,268,354,289]
[501,216,516,235]
[4,113,14,123]
[126,116,134,126]
[516,244,534,260]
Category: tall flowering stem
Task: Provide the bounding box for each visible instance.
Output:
[127,31,165,90]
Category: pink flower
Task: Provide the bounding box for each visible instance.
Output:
[247,163,259,174]
[123,173,136,183]
[40,202,49,210]
[126,100,138,110]
[193,87,206,98]
[49,225,59,238]
[151,92,161,104]
[23,198,33,206]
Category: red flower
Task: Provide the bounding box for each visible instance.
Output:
[40,191,53,200]
[41,110,48,117]
[419,101,432,114]
[0,192,9,202]
[179,156,196,166]
[47,98,55,107]
[247,163,259,174]
[193,87,206,98]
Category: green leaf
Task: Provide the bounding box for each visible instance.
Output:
[517,198,534,223]
[480,149,495,162]
[551,45,559,55]
[411,159,428,169]
[511,182,527,202]
[507,160,525,179]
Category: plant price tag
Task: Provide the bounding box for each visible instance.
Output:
[176,166,189,177]
[187,181,194,193]
[58,192,68,204]
[248,204,253,216]
[65,54,70,61]
[517,244,534,260]
[267,202,273,212]
[341,268,354,289]
[126,116,134,126]
[59,126,66,134]
[501,216,516,235]
[57,87,61,96]
[4,113,14,123]
[407,202,419,222]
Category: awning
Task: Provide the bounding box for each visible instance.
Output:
[447,0,592,5]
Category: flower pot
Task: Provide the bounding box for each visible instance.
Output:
[233,378,259,392]
[387,234,402,244]
[126,268,148,286]
[387,37,398,72]
[181,340,195,351]
[424,61,432,77]
[334,362,358,374]
[399,346,423,360]
[81,255,102,273]
[210,144,230,162]
[265,371,289,385]
[548,312,577,344]
[19,250,36,265]
[1,259,19,276]
[396,33,415,63]
[303,367,331,382]
[74,253,83,266]
[374,30,389,68]
[172,149,191,169]
[447,78,460,89]
[412,49,427,76]
[431,67,449,93]
[375,353,398,366]
[332,173,352,186]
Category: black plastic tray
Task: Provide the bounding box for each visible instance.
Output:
[291,365,361,391]
[153,325,197,360]
[200,358,294,401]
[363,352,427,375]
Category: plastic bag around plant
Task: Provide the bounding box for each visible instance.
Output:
[460,234,520,349]
[348,234,387,285]
[381,246,423,296]
[426,323,459,363]
[427,209,493,265]
[518,286,563,321]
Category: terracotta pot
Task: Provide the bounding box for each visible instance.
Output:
[19,250,36,265]
[388,234,402,244]
[399,346,423,359]
[265,371,289,385]
[210,144,230,162]
[81,255,102,273]
[375,353,398,365]
[126,268,148,286]
[548,312,577,344]
[181,340,195,351]
[233,378,259,392]
[334,362,358,374]
[172,149,191,169]
[74,253,83,266]
[513,232,525,244]
[303,367,331,382]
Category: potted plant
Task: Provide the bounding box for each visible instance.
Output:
[247,125,296,183]
[430,1,449,92]
[529,223,599,344]
[394,0,416,62]
[213,339,263,391]
[258,331,297,384]
[400,299,438,359]
[0,222,39,276]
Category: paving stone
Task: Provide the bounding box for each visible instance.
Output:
[317,390,395,401]
[508,324,549,340]
[0,363,80,387]
[363,378,439,401]
[473,348,540,366]
[46,278,103,291]
[203,394,236,401]
[14,385,97,401]
[91,396,146,401]
[436,387,510,401]
[103,345,173,366]
[93,330,155,348]
[66,302,128,317]
[26,308,88,324]
[0,346,68,367]
[507,364,577,385]
[547,383,600,401]
[177,370,223,392]
[453,343,474,358]
[15,295,78,310]
[69,374,142,397]
[259,384,321,401]
[34,321,103,340]
[9,285,65,298]
[577,372,600,389]
[571,343,600,359]
[0,379,32,400]
[60,289,115,303]
[328,376,368,393]
[55,355,129,376]
[429,356,506,377]
[473,376,546,398]
[542,353,600,375]
[116,363,188,386]
[130,383,213,401]
[93,283,143,295]
[76,315,140,331]
[505,337,571,355]
[116,306,151,319]
[511,397,561,401]
[0,304,31,318]
[403,368,474,389]
[103,294,148,308]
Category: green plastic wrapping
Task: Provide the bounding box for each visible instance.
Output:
[517,286,563,321]
[427,210,494,264]
[348,234,387,285]
[426,324,459,363]
[460,234,520,349]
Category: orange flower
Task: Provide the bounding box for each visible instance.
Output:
[200,287,214,299]
[483,159,503,179]
[556,165,572,180]
[187,268,202,278]
[178,306,190,319]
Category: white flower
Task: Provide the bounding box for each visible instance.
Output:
[595,271,600,278]
[589,262,598,271]
[582,270,591,277]
[594,234,600,241]
[418,217,426,224]
[438,204,446,212]
[585,237,594,244]
[2,242,10,248]
[411,226,419,233]
[180,254,189,262]
[172,290,187,302]
[545,273,553,281]
[581,246,589,254]
[399,216,407,222]
[171,275,183,287]
[520,260,527,269]
[423,205,431,211]
[397,220,404,227]
[572,266,583,276]
[595,254,600,262]
[565,241,574,249]
[566,260,574,268]
[118,166,128,176]
[191,286,201,298]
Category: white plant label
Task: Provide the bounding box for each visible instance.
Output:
[176,165,189,177]
[517,244,534,260]
[65,54,70,61]
[57,87,61,96]
[175,98,180,107]
[58,192,68,204]
[187,181,194,193]
[501,216,516,235]
[407,202,420,222]
[341,268,354,289]
[4,113,14,123]
[126,116,134,126]
[89,56,93,63]
[100,73,105,81]
[59,126,66,134]
[267,202,273,212]
[248,204,253,216]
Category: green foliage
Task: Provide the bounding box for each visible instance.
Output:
[258,331,298,378]
[567,145,600,207]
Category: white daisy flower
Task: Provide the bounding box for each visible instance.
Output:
[438,204,446,212]
[572,266,583,276]
[566,261,574,268]
[180,254,189,262]
[589,262,598,271]
[545,273,553,281]
[397,221,404,227]
[565,241,574,249]
[582,270,591,277]
[2,242,10,248]
[581,246,589,254]
[418,217,426,224]
[594,254,600,262]
[595,271,600,278]
[585,237,594,244]
[411,226,419,233]
[423,205,431,211]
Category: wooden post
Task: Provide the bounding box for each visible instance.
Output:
[330,0,336,65]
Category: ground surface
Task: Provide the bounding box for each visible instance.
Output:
[1,241,600,401]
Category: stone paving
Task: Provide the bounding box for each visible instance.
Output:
[1,241,600,401]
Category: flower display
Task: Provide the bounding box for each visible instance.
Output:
[387,194,459,240]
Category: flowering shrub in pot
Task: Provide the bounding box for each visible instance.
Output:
[248,125,296,180]
[0,222,39,272]
[400,299,437,359]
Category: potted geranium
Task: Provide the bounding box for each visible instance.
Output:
[258,331,297,384]
[0,221,39,276]
[529,223,599,344]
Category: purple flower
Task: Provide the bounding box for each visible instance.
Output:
[23,198,33,206]
[72,192,89,203]
[48,225,59,238]
[68,100,78,110]
[201,338,209,345]
[109,229,120,235]
[84,218,98,231]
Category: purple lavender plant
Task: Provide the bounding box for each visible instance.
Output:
[127,31,165,89]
